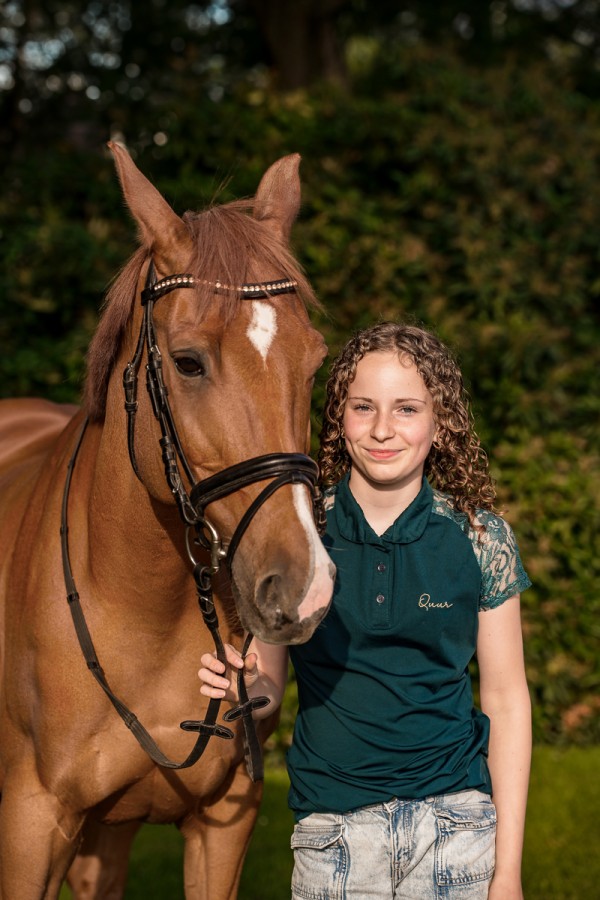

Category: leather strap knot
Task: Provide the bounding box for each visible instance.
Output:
[179,720,234,739]
[223,696,270,722]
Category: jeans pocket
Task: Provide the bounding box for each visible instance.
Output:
[434,793,496,888]
[291,815,347,900]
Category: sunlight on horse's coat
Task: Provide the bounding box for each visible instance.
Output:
[246,301,277,361]
[0,145,334,900]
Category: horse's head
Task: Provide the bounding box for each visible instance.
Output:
[85,143,334,644]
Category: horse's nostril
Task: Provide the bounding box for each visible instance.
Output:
[258,573,279,606]
[257,576,293,629]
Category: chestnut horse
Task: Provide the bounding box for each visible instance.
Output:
[0,143,334,899]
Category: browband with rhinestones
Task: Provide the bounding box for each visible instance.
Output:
[141,274,298,305]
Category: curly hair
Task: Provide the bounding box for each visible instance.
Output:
[318,321,496,527]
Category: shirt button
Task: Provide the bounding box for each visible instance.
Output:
[376,594,385,604]
[377,563,386,573]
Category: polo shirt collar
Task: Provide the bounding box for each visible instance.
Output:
[334,474,433,545]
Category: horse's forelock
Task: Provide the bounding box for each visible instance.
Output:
[183,202,319,317]
[83,202,319,420]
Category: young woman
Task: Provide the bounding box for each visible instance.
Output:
[199,322,532,899]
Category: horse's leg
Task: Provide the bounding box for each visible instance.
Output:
[66,820,140,900]
[179,762,263,900]
[0,764,83,900]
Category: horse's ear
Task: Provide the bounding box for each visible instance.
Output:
[253,153,301,244]
[108,141,192,268]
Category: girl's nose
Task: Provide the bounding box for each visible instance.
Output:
[371,411,395,441]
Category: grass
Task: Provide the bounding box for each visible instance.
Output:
[58,745,599,898]
[522,746,599,899]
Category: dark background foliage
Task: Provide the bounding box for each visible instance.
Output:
[1,1,599,747]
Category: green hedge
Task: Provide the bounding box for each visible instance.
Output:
[2,45,598,744]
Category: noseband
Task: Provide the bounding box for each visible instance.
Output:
[61,260,326,781]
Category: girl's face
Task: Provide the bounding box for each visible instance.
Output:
[342,351,437,498]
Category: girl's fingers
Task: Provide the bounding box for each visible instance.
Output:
[198,643,253,701]
[223,643,245,669]
[199,652,225,673]
[200,683,226,699]
[244,652,259,679]
[197,666,230,691]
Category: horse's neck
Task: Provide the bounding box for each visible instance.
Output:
[81,420,195,615]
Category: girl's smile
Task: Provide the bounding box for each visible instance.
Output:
[366,449,401,459]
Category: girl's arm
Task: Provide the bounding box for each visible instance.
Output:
[198,639,289,720]
[477,593,531,900]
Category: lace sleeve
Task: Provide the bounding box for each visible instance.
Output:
[473,512,532,611]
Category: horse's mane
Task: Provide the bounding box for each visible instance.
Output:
[84,200,319,420]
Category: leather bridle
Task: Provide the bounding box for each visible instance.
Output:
[61,260,326,781]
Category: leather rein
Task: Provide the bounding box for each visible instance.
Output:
[61,261,326,781]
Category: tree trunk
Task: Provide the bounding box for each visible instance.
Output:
[249,0,349,90]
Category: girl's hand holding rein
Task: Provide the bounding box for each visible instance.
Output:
[198,644,258,702]
[198,639,289,720]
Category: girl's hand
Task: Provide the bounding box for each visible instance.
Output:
[198,643,258,702]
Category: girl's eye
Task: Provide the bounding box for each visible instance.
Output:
[399,406,417,415]
[173,355,205,377]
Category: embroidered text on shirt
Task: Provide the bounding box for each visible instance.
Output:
[418,593,454,610]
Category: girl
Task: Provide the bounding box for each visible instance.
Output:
[199,322,531,899]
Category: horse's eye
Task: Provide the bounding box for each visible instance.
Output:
[173,356,205,377]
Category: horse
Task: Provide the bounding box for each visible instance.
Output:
[0,142,335,899]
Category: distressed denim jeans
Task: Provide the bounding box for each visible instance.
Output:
[290,789,496,899]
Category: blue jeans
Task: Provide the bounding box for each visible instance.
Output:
[290,789,496,899]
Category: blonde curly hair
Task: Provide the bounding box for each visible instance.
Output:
[318,321,496,526]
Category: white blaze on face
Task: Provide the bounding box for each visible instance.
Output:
[247,301,277,361]
[292,484,335,621]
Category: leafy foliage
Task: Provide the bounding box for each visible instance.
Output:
[1,44,598,745]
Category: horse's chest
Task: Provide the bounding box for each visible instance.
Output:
[91,740,244,825]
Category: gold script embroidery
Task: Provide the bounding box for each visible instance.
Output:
[418,593,453,610]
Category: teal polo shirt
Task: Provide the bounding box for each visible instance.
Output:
[288,475,531,819]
